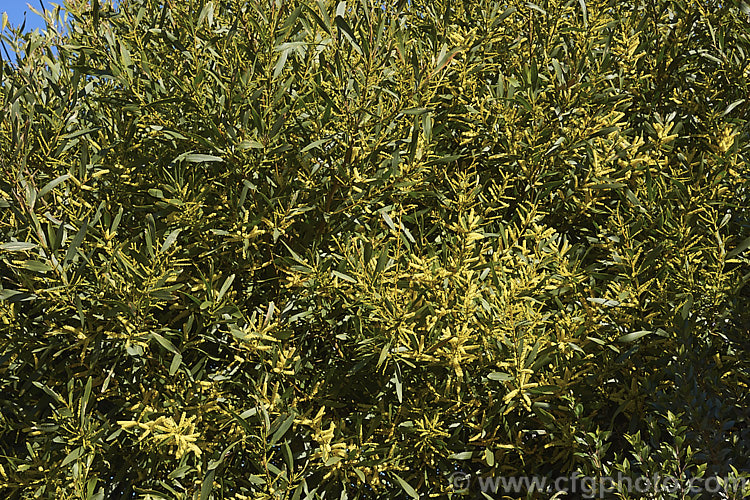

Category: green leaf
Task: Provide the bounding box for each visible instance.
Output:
[578,0,588,26]
[617,330,651,343]
[301,137,331,153]
[1,241,37,251]
[61,446,84,467]
[0,290,36,302]
[151,332,178,354]
[197,1,214,27]
[216,273,235,303]
[305,4,331,34]
[485,448,495,466]
[184,153,224,163]
[401,107,429,115]
[727,235,750,259]
[32,381,65,403]
[247,475,265,485]
[110,207,123,235]
[587,182,626,190]
[19,260,51,273]
[497,6,517,23]
[200,468,216,500]
[239,139,264,150]
[551,58,565,86]
[225,408,254,435]
[120,43,133,79]
[588,126,620,139]
[587,297,620,307]
[160,228,181,253]
[394,368,403,403]
[80,377,93,420]
[724,99,745,115]
[488,372,513,381]
[681,294,693,321]
[382,211,396,231]
[526,2,547,15]
[283,441,294,472]
[431,45,461,78]
[39,174,71,197]
[426,154,461,165]
[391,473,419,499]
[270,413,296,445]
[377,342,390,368]
[63,219,88,268]
[334,16,362,56]
[273,49,289,79]
[400,223,416,244]
[376,245,390,273]
[422,112,433,142]
[61,127,101,140]
[526,385,558,395]
[169,353,182,376]
[332,270,356,283]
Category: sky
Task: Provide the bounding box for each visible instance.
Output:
[2,1,50,33]
[1,1,121,64]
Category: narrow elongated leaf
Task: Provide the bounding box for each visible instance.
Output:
[1,242,37,251]
[63,220,88,268]
[273,49,289,79]
[200,468,216,500]
[169,353,182,376]
[20,260,51,273]
[617,331,651,343]
[578,0,588,26]
[39,174,71,197]
[488,372,513,381]
[724,99,744,115]
[727,235,750,259]
[332,270,356,283]
[184,153,224,163]
[334,16,362,55]
[270,413,296,445]
[151,332,178,354]
[391,473,419,499]
[61,447,84,467]
[216,273,235,303]
[382,211,396,231]
[160,228,181,253]
[80,377,93,420]
[239,139,264,150]
[430,45,461,78]
[61,127,100,140]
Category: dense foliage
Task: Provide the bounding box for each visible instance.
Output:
[1,0,749,498]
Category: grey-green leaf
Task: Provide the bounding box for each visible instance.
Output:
[39,174,71,197]
[488,372,513,381]
[1,241,37,251]
[617,331,651,343]
[391,473,419,499]
[184,153,224,163]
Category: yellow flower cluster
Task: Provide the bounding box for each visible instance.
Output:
[118,413,202,459]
